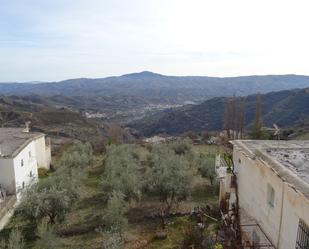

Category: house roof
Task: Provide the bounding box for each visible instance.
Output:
[0,128,44,158]
[232,140,309,199]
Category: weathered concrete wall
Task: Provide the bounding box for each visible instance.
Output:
[279,185,309,249]
[234,149,284,246]
[233,147,309,248]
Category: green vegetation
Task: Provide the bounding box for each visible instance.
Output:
[102,145,141,202]
[0,230,24,249]
[130,88,309,137]
[102,229,123,249]
[1,140,221,249]
[103,191,128,233]
[17,142,92,225]
[34,223,62,249]
[196,155,216,185]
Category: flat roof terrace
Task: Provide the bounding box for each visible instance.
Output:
[267,148,309,185]
[232,140,309,199]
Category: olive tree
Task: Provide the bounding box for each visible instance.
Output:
[196,154,216,185]
[169,140,193,156]
[56,141,93,169]
[102,145,141,201]
[143,145,194,227]
[17,141,93,224]
[17,171,81,224]
[103,191,128,233]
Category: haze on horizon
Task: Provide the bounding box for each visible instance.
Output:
[1,0,309,82]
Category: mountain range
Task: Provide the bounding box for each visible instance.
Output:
[2,72,309,137]
[2,72,309,103]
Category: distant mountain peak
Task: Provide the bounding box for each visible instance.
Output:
[121,71,164,78]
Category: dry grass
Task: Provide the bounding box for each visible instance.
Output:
[192,144,224,155]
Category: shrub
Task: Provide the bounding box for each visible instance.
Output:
[0,230,24,249]
[213,243,224,249]
[35,223,62,249]
[38,168,49,178]
[181,224,203,249]
[102,230,123,249]
[169,140,192,155]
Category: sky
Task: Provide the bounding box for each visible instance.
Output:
[0,0,309,82]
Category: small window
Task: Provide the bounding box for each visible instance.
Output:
[267,184,275,208]
[238,158,241,164]
[296,219,309,249]
[21,159,24,167]
[30,171,33,177]
[22,182,25,189]
[29,151,31,158]
[252,230,260,246]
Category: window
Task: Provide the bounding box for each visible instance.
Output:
[30,171,33,177]
[252,230,260,246]
[29,151,31,158]
[22,182,25,189]
[296,219,309,249]
[267,184,275,208]
[238,158,241,164]
[21,159,24,167]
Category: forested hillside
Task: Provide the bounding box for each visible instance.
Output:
[129,88,309,136]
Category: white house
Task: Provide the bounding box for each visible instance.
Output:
[228,140,309,249]
[0,127,51,201]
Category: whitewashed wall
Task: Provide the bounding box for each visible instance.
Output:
[33,136,51,169]
[13,141,38,200]
[233,148,309,248]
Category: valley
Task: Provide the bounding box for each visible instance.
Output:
[1,72,309,137]
[2,1,309,248]
[0,72,308,249]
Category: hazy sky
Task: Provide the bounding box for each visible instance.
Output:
[1,0,309,81]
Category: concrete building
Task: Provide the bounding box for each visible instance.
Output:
[0,127,51,201]
[228,140,309,249]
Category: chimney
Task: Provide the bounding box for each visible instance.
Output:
[23,121,31,133]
